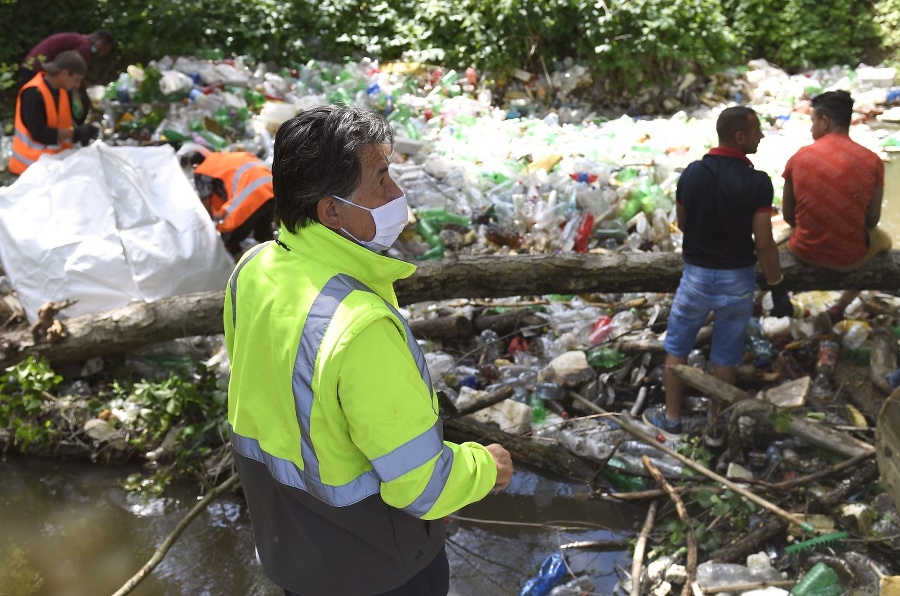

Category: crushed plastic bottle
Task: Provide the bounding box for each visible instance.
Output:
[749,335,777,368]
[587,315,614,345]
[790,562,842,596]
[840,321,869,351]
[548,575,594,595]
[687,349,707,369]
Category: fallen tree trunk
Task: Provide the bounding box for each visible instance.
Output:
[3,250,899,369]
[670,365,876,459]
[442,416,598,483]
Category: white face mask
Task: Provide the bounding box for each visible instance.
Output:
[333,194,409,252]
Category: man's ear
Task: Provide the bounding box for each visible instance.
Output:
[316,196,342,230]
[733,129,746,146]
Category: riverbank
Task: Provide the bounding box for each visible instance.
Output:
[2,56,900,595]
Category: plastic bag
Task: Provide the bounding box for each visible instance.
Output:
[519,552,568,596]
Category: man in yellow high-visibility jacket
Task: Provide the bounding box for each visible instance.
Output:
[225,104,513,596]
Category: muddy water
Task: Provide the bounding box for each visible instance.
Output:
[0,457,641,596]
[882,158,900,244]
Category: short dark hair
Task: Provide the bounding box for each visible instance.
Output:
[89,29,115,47]
[716,106,757,143]
[272,103,394,233]
[811,90,852,129]
[42,50,87,76]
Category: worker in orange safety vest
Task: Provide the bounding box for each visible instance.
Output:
[187,149,277,255]
[9,51,99,176]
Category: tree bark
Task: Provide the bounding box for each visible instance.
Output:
[670,365,876,459]
[442,415,598,483]
[3,250,899,369]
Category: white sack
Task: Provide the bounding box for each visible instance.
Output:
[0,143,235,323]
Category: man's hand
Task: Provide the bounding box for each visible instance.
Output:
[73,124,100,146]
[768,279,793,318]
[485,443,513,492]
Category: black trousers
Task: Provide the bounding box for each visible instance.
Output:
[283,545,450,596]
[222,199,276,255]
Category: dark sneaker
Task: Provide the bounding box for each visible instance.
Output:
[704,419,727,448]
[642,404,683,443]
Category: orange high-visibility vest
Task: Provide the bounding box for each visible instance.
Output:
[9,74,74,175]
[193,152,274,233]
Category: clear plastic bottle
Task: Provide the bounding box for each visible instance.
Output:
[687,349,707,369]
[815,340,839,377]
[809,372,833,406]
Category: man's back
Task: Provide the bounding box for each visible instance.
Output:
[677,151,773,269]
[785,133,884,266]
[24,33,91,67]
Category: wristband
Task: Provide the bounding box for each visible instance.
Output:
[766,275,784,287]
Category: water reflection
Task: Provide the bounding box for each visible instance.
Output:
[0,457,640,596]
[881,158,900,245]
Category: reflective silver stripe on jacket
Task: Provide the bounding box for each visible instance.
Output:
[14,128,59,151]
[227,242,268,328]
[231,266,450,512]
[223,161,272,218]
[10,149,36,168]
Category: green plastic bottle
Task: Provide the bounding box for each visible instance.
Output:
[416,217,445,248]
[529,392,547,426]
[790,562,841,596]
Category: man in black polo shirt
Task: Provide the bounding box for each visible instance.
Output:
[644,106,791,447]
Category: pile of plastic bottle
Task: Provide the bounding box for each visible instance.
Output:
[10,52,887,255]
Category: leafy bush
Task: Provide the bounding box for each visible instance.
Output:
[875,0,900,63]
[0,0,895,119]
[0,357,63,452]
[722,0,882,71]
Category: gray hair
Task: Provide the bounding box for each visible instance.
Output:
[272,104,395,233]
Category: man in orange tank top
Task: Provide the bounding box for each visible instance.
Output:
[781,90,892,322]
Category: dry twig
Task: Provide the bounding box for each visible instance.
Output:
[643,457,696,596]
[630,498,659,596]
[110,473,240,596]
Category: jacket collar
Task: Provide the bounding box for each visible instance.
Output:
[276,221,416,301]
[707,146,754,167]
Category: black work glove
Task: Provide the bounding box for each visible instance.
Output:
[73,124,100,146]
[767,278,793,318]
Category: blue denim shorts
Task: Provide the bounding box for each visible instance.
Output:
[664,263,756,367]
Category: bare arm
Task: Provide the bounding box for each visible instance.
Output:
[866,185,884,229]
[753,210,782,285]
[781,178,796,227]
[675,202,685,232]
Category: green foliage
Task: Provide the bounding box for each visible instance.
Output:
[0,0,894,112]
[771,408,793,434]
[875,0,900,62]
[722,0,882,70]
[653,487,758,559]
[0,354,228,495]
[0,357,62,452]
[104,366,229,476]
[0,63,15,91]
